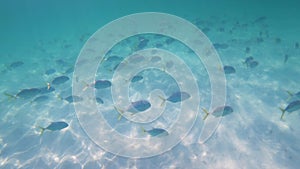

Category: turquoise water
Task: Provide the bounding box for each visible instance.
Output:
[1,0,300,168]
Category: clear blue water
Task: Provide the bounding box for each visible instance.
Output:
[1,0,300,168]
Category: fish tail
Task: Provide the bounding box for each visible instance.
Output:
[56,94,63,100]
[114,106,124,121]
[158,95,166,106]
[286,90,293,96]
[3,92,17,100]
[279,107,286,120]
[37,126,46,135]
[82,81,91,91]
[286,90,293,101]
[202,108,209,120]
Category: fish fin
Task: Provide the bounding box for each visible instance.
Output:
[99,57,106,64]
[82,81,90,91]
[202,108,209,120]
[114,106,124,121]
[37,126,46,135]
[56,94,63,100]
[279,107,286,120]
[285,90,293,101]
[158,95,166,106]
[3,92,17,100]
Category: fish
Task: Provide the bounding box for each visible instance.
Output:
[248,60,259,68]
[213,43,229,49]
[151,56,162,63]
[166,38,175,45]
[52,76,69,85]
[8,61,24,69]
[159,91,191,106]
[286,91,300,100]
[127,100,151,113]
[96,97,104,104]
[15,88,41,99]
[38,121,68,135]
[202,106,234,120]
[45,68,56,75]
[131,75,143,83]
[243,57,258,68]
[94,80,112,89]
[142,128,169,137]
[295,42,299,49]
[64,95,83,103]
[223,66,236,74]
[284,54,289,63]
[102,55,122,63]
[279,100,300,119]
[244,56,254,64]
[114,100,151,120]
[253,16,267,24]
[136,38,149,50]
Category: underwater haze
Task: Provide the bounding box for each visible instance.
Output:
[1,0,300,168]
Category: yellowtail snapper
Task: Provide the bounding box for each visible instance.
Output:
[159,91,191,106]
[279,100,300,119]
[202,106,234,120]
[142,128,169,137]
[51,76,69,85]
[38,121,68,135]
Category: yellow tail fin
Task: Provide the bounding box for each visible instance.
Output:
[279,107,286,120]
[158,95,166,106]
[202,108,210,120]
[37,126,46,135]
[4,92,17,100]
[114,106,124,121]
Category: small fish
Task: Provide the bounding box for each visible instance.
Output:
[96,97,104,104]
[94,80,112,89]
[38,121,68,135]
[166,38,175,45]
[52,76,69,85]
[8,61,24,69]
[244,56,254,64]
[279,100,300,119]
[127,100,151,113]
[64,95,83,103]
[286,91,300,99]
[202,106,233,120]
[159,91,191,106]
[223,66,236,74]
[131,75,143,83]
[243,57,258,68]
[213,43,229,49]
[102,55,122,63]
[114,100,151,120]
[16,88,41,99]
[45,68,56,75]
[284,54,289,63]
[136,38,149,50]
[151,56,162,63]
[142,128,169,137]
[253,16,267,24]
[248,60,259,68]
